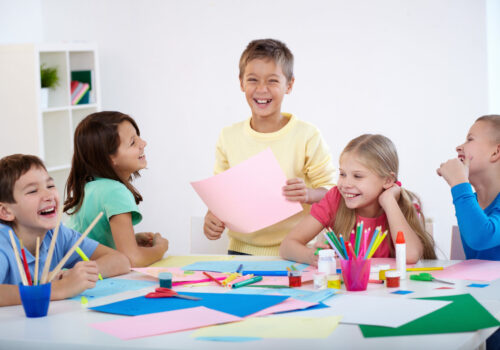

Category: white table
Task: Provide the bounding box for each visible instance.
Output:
[0,258,499,350]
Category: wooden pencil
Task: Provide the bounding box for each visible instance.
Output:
[41,207,63,284]
[8,230,28,285]
[34,236,40,286]
[48,212,103,282]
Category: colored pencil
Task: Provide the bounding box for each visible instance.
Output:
[367,230,388,259]
[364,226,380,259]
[8,230,28,285]
[48,212,103,282]
[347,242,357,259]
[323,232,343,259]
[34,237,40,285]
[19,240,32,285]
[203,271,223,286]
[232,276,263,289]
[41,207,63,284]
[339,234,348,259]
[75,247,103,280]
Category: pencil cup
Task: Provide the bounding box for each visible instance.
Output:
[340,259,371,291]
[19,283,51,318]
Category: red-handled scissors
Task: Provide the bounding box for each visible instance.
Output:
[145,287,201,300]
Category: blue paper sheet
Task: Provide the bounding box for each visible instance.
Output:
[228,287,337,303]
[90,292,289,317]
[181,260,308,273]
[70,278,157,301]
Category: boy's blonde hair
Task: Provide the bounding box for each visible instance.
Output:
[476,115,500,143]
[239,39,294,82]
[332,134,437,259]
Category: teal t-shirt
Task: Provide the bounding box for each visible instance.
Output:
[67,178,142,249]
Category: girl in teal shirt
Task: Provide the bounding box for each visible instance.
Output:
[65,111,168,267]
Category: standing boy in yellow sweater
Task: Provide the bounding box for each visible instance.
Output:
[204,39,335,255]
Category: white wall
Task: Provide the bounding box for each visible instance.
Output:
[1,0,494,257]
[0,0,43,44]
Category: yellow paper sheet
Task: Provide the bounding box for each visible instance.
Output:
[149,255,233,268]
[191,316,342,339]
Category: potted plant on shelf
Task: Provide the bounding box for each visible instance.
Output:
[40,64,59,108]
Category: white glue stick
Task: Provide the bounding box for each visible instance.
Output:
[396,231,406,280]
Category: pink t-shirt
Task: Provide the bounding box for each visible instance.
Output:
[310,186,393,258]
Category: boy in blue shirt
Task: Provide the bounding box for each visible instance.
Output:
[437,115,500,260]
[0,154,130,306]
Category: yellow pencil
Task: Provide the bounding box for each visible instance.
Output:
[75,247,103,280]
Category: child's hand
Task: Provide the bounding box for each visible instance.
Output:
[53,261,99,298]
[204,211,225,240]
[283,178,309,203]
[312,239,330,250]
[136,232,154,247]
[437,157,470,187]
[378,184,401,208]
[152,233,169,250]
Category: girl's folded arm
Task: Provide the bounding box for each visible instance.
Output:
[110,213,168,267]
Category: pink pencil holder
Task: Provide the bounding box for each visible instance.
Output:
[340,258,371,291]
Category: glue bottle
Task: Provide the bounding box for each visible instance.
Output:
[396,231,406,280]
[318,249,336,275]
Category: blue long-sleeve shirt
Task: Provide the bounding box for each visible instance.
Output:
[452,182,500,260]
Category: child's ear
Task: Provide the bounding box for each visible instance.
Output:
[0,203,15,222]
[286,77,295,94]
[240,78,245,92]
[382,172,397,189]
[491,144,500,163]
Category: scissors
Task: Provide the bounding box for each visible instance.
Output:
[145,287,201,300]
[410,273,455,285]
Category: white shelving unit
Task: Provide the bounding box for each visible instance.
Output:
[0,43,101,200]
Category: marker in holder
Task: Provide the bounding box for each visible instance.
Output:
[340,258,371,291]
[19,282,51,318]
[288,270,302,287]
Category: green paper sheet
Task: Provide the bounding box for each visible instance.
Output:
[360,294,500,338]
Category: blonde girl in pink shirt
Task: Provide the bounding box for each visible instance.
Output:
[280,134,436,266]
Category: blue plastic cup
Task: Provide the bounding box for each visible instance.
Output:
[19,283,51,318]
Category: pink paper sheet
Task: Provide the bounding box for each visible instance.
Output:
[249,298,318,317]
[252,267,315,286]
[431,259,500,282]
[90,306,241,340]
[191,148,303,233]
[131,267,227,283]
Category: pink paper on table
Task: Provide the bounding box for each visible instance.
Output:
[252,267,315,286]
[190,148,303,233]
[431,259,500,282]
[132,267,227,282]
[249,298,318,317]
[90,306,241,340]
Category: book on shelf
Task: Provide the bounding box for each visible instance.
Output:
[70,81,90,105]
[71,70,94,103]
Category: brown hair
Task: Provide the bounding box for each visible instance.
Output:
[476,115,500,143]
[0,154,47,224]
[239,39,294,82]
[332,134,437,259]
[64,111,143,214]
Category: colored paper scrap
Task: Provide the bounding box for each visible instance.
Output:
[360,294,500,337]
[90,306,241,340]
[191,148,303,233]
[467,283,489,288]
[391,290,414,295]
[181,260,308,273]
[431,259,500,282]
[192,316,342,339]
[90,292,288,318]
[320,295,450,328]
[70,278,157,301]
[149,255,233,268]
